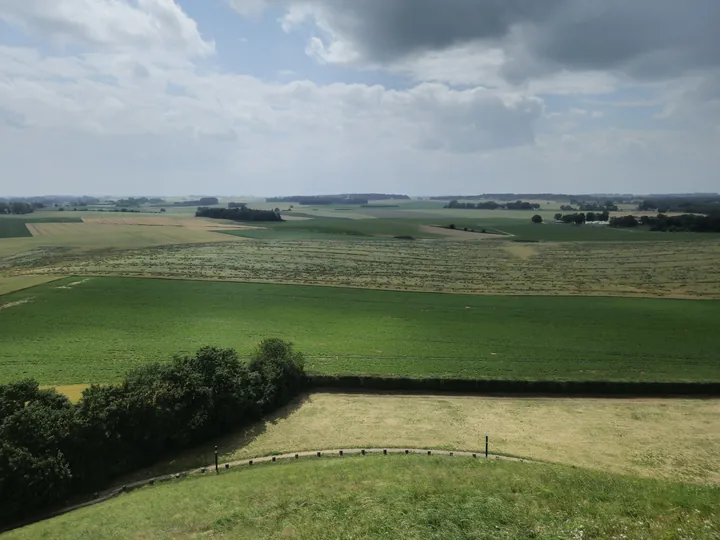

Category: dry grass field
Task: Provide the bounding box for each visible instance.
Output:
[144,393,720,485]
[0,221,246,274]
[39,384,89,403]
[20,239,720,298]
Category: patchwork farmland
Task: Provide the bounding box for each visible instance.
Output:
[2,198,720,534]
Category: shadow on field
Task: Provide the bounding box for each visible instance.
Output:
[115,394,312,485]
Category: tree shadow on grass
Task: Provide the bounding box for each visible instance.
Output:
[115,393,312,484]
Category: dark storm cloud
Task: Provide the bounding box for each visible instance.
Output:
[291,0,720,80]
[527,0,720,78]
[312,0,564,61]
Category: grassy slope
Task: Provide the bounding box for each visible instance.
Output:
[151,393,718,485]
[1,277,719,385]
[7,457,719,539]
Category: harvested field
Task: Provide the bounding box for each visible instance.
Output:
[503,243,540,260]
[136,393,720,485]
[0,223,246,267]
[22,239,720,298]
[81,216,261,230]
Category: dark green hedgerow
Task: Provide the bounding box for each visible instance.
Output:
[0,339,305,528]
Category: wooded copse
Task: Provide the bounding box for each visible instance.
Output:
[0,340,306,527]
[196,206,283,222]
[554,211,611,224]
[638,197,720,214]
[0,201,36,215]
[610,213,720,232]
[444,200,541,210]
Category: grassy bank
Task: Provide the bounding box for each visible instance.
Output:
[6,456,719,539]
[130,393,720,485]
[1,278,719,384]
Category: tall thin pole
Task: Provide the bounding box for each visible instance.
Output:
[485,433,489,458]
[215,446,219,474]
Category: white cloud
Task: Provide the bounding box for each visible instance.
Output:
[0,0,214,57]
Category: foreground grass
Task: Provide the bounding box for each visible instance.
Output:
[1,278,720,384]
[135,393,720,485]
[7,457,719,539]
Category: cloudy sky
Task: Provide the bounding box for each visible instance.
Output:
[1,0,718,196]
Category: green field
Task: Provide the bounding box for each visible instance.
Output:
[0,219,31,238]
[6,457,718,539]
[1,277,718,385]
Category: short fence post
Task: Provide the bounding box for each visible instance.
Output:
[485,433,489,458]
[214,446,219,474]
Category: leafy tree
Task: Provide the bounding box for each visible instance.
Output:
[0,341,307,527]
[531,215,543,223]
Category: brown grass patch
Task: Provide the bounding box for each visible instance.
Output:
[150,393,720,485]
[40,384,90,403]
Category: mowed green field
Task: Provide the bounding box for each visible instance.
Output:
[1,277,719,385]
[7,457,719,540]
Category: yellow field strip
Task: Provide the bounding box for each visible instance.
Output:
[0,275,66,296]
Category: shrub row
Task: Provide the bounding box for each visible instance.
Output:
[307,375,720,397]
[0,340,305,528]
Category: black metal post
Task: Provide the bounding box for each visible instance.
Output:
[214,446,219,474]
[485,433,489,458]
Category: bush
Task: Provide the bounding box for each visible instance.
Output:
[0,341,306,528]
[531,215,543,224]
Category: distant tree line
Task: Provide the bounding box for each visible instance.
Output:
[577,201,619,212]
[444,200,541,210]
[637,196,720,214]
[228,202,248,209]
[0,196,100,208]
[430,193,637,203]
[196,206,283,222]
[266,194,410,205]
[0,201,35,215]
[173,197,219,207]
[554,211,611,224]
[610,213,720,232]
[0,340,306,528]
[267,195,369,205]
[114,197,164,207]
